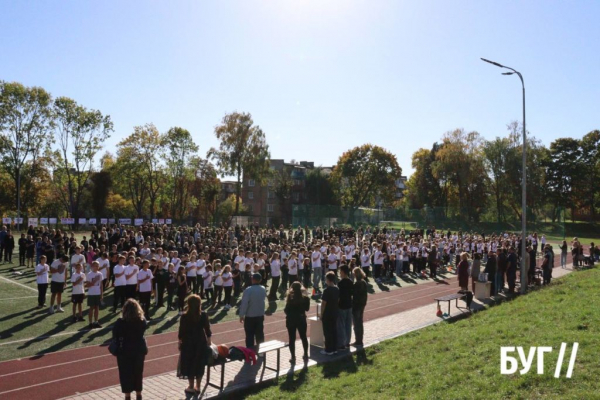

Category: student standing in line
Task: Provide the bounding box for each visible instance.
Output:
[114,299,148,400]
[284,282,310,363]
[213,263,224,307]
[18,233,27,266]
[71,263,86,322]
[125,256,139,300]
[232,262,241,298]
[221,265,234,310]
[97,252,110,306]
[351,267,368,347]
[35,255,50,309]
[239,273,267,350]
[166,263,177,311]
[177,266,188,315]
[113,255,127,313]
[202,265,214,307]
[86,261,104,328]
[4,230,14,263]
[288,251,298,284]
[137,260,154,320]
[186,255,198,295]
[49,255,69,314]
[320,271,339,356]
[268,252,281,301]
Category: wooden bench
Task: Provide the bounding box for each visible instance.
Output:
[435,293,470,315]
[203,340,289,394]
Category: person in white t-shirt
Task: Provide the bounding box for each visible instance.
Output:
[186,255,198,294]
[124,256,139,300]
[360,247,371,282]
[221,265,234,310]
[137,260,154,320]
[311,246,323,292]
[35,255,50,309]
[288,251,298,284]
[268,253,281,301]
[71,263,86,322]
[202,265,214,306]
[373,244,384,282]
[112,255,127,312]
[85,261,104,329]
[213,263,224,307]
[71,247,85,273]
[49,255,69,314]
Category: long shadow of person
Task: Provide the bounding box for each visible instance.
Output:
[355,348,372,366]
[321,353,357,379]
[265,301,278,316]
[280,363,309,392]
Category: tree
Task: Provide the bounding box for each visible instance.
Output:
[52,97,113,223]
[209,112,270,217]
[117,124,165,218]
[0,81,53,219]
[330,144,402,220]
[579,130,600,219]
[483,137,512,222]
[90,171,112,217]
[406,145,444,210]
[273,168,293,224]
[305,167,339,206]
[545,137,580,219]
[162,127,199,220]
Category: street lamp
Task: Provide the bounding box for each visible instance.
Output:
[481,57,527,294]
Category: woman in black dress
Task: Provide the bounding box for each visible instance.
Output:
[114,299,148,400]
[284,281,310,363]
[177,294,212,396]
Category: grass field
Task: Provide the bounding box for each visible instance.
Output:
[243,268,600,400]
[0,248,455,363]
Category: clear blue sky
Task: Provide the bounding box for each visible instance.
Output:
[1,1,599,176]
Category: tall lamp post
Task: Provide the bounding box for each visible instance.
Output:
[481,57,527,294]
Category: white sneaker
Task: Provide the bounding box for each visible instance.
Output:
[178,311,183,316]
[224,305,231,310]
[48,306,55,314]
[57,307,65,313]
[319,350,334,356]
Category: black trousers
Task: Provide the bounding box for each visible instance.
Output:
[244,316,265,349]
[156,276,166,306]
[37,283,48,306]
[4,248,13,262]
[224,286,232,305]
[322,316,337,353]
[139,291,151,319]
[287,317,308,358]
[113,286,126,312]
[125,284,137,300]
[19,249,26,265]
[269,276,280,300]
[188,276,199,294]
[352,306,365,345]
[117,352,145,393]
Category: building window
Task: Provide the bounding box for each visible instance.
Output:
[267,179,273,187]
[248,179,255,187]
[267,204,274,212]
[247,204,253,212]
[293,192,300,201]
[268,190,274,199]
[248,192,254,200]
[294,179,301,186]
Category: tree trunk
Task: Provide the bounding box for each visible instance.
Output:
[234,165,241,216]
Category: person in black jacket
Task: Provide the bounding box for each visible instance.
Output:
[284,281,310,363]
[177,294,212,397]
[114,299,148,400]
[4,231,15,263]
[18,233,27,266]
[351,267,368,347]
[337,265,353,350]
[320,272,339,356]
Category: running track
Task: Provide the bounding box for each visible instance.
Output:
[0,254,570,400]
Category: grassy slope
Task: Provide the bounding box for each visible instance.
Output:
[246,269,600,400]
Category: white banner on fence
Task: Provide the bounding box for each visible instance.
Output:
[119,218,131,225]
[28,218,38,227]
[158,219,164,224]
[88,218,97,224]
[14,218,23,224]
[2,218,11,224]
[166,219,172,225]
[49,218,57,224]
[61,218,75,225]
[41,218,49,224]
[152,219,158,223]
[109,218,115,224]
[78,218,87,225]
[101,218,108,224]
[134,219,143,226]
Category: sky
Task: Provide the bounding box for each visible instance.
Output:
[1,1,599,177]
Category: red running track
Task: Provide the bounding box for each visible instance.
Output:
[0,254,569,400]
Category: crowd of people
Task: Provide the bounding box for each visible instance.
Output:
[3,222,597,398]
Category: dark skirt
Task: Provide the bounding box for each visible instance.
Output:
[177,342,208,379]
[117,352,145,393]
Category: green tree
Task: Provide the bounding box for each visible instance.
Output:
[579,130,600,218]
[305,167,339,206]
[209,112,270,217]
[0,81,53,218]
[52,97,113,223]
[330,144,402,221]
[162,127,199,220]
[483,137,512,222]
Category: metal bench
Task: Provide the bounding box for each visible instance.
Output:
[435,293,470,315]
[203,340,289,394]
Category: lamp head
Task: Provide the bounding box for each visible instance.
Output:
[502,72,514,75]
[481,58,505,68]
